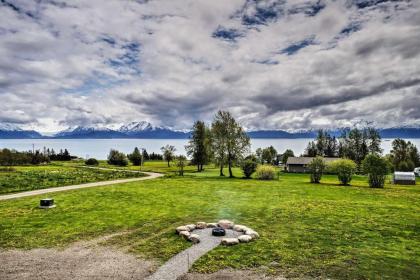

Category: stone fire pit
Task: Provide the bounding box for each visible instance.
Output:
[175,220,259,246]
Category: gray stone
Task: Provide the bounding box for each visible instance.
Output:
[218,219,234,229]
[188,234,200,244]
[179,231,191,239]
[221,238,239,246]
[176,226,189,233]
[196,222,207,229]
[245,230,259,239]
[233,225,248,232]
[238,235,253,243]
[185,224,196,231]
[206,223,218,228]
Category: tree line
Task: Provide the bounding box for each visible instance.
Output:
[0,147,76,166]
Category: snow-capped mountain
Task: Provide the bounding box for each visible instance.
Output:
[1,121,420,139]
[0,123,42,139]
[118,121,154,133]
[55,126,126,139]
[118,122,190,139]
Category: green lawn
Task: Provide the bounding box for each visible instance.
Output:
[0,169,418,279]
[0,164,145,194]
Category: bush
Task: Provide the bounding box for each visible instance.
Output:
[85,158,99,166]
[255,165,276,180]
[107,149,128,166]
[308,156,326,183]
[328,159,357,185]
[397,160,415,172]
[362,154,388,188]
[241,159,258,179]
[128,147,143,166]
[176,155,187,176]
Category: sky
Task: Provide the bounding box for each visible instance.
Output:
[0,0,419,133]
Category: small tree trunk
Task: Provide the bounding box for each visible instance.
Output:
[228,159,233,178]
[220,163,224,176]
[197,163,200,172]
[167,160,170,167]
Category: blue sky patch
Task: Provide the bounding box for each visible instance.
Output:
[281,38,315,55]
[212,26,243,42]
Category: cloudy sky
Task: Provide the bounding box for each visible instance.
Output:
[1,0,419,132]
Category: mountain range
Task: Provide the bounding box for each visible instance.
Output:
[1,122,420,139]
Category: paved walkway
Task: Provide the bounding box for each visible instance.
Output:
[0,170,163,201]
[146,228,240,280]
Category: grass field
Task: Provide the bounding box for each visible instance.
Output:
[0,163,419,279]
[0,163,145,194]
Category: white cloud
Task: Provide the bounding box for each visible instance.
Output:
[0,0,419,131]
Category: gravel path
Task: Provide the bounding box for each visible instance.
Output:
[0,170,163,201]
[146,228,240,280]
[0,232,156,280]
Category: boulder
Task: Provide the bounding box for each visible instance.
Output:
[245,230,260,239]
[196,222,207,229]
[207,223,218,228]
[176,226,189,233]
[238,235,253,243]
[221,238,239,246]
[179,231,191,239]
[188,234,200,244]
[218,219,234,229]
[233,225,248,232]
[186,224,196,231]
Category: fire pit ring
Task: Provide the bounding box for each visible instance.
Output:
[212,227,226,236]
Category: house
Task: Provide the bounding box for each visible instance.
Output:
[285,157,340,173]
[393,172,416,185]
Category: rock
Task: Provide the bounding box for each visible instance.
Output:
[185,224,196,231]
[218,219,234,229]
[233,225,248,232]
[179,231,191,239]
[221,238,239,246]
[238,235,253,243]
[188,234,200,244]
[176,226,189,233]
[207,223,218,228]
[196,222,207,229]
[245,230,260,239]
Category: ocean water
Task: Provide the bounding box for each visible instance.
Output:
[0,138,419,160]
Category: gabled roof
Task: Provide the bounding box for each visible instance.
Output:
[286,157,340,165]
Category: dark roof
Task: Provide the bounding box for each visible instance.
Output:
[286,157,340,165]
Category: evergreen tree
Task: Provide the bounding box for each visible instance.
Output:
[185,121,211,172]
[128,147,143,166]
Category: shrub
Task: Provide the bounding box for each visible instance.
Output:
[362,154,389,188]
[328,159,357,185]
[255,165,276,180]
[397,160,415,172]
[107,149,128,166]
[241,159,258,179]
[128,147,143,166]
[176,155,187,176]
[308,156,326,183]
[85,158,99,166]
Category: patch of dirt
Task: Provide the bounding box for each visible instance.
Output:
[178,269,287,280]
[0,233,156,280]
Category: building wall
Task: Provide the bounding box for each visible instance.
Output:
[287,164,307,173]
[393,179,416,185]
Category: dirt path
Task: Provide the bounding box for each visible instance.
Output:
[0,170,163,201]
[0,231,156,280]
[146,228,240,280]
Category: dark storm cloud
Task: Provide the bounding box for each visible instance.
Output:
[256,78,420,113]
